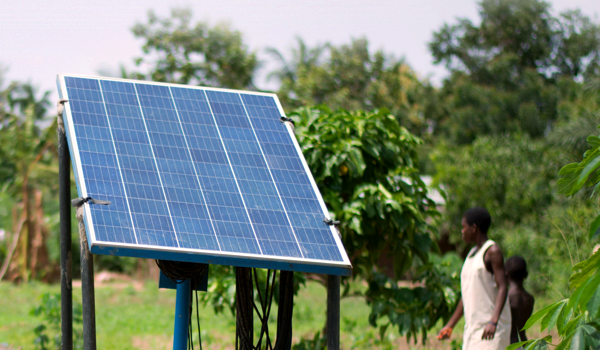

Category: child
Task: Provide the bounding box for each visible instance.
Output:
[505,256,534,344]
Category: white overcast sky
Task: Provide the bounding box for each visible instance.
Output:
[0,0,598,107]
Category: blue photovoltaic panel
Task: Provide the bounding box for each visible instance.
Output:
[57,74,351,276]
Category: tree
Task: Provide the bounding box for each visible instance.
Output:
[0,81,57,282]
[429,0,600,144]
[266,37,325,89]
[290,106,459,342]
[131,8,258,89]
[268,38,435,135]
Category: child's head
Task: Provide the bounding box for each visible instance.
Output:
[506,255,528,283]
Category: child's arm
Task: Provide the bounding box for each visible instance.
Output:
[437,298,464,340]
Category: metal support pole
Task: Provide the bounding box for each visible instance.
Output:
[173,279,191,350]
[80,227,96,350]
[327,274,340,350]
[58,110,73,350]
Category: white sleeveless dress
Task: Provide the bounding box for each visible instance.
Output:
[461,240,511,350]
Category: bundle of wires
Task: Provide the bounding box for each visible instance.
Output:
[235,267,294,350]
[155,260,208,350]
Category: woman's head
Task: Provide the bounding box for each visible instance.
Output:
[461,207,491,243]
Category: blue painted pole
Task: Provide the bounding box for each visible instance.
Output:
[173,279,191,350]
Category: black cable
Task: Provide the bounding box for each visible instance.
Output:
[189,288,194,350]
[195,289,203,350]
[253,268,275,350]
[236,267,254,350]
[235,268,295,350]
[155,260,208,286]
[274,271,294,350]
[188,315,193,350]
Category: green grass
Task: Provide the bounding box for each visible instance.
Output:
[0,280,377,350]
[1,279,555,350]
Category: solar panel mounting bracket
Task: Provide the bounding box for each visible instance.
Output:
[71,196,111,207]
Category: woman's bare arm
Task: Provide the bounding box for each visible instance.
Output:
[482,244,508,340]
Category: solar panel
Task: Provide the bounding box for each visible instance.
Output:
[57,74,351,276]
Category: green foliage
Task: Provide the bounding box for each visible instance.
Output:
[520,128,600,348]
[558,135,600,199]
[428,0,600,143]
[0,86,56,198]
[30,293,82,350]
[290,106,458,341]
[432,135,557,242]
[497,201,595,297]
[365,253,461,344]
[93,255,138,275]
[548,111,600,160]
[131,8,258,89]
[269,39,435,135]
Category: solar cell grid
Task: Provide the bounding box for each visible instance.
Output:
[58,74,351,276]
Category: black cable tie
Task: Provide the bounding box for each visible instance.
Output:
[71,196,111,207]
[280,116,295,126]
[323,218,340,226]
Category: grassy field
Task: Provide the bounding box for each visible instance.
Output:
[0,278,554,350]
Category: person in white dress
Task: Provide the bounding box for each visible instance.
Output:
[437,207,511,349]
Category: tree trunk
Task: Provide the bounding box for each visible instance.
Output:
[30,189,54,281]
[21,179,32,282]
[0,207,26,281]
[30,189,42,275]
[6,187,57,282]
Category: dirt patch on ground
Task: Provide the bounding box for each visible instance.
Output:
[0,344,21,350]
[72,271,145,292]
[131,334,236,350]
[132,334,172,350]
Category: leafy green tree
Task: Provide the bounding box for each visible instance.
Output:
[290,106,459,342]
[131,8,258,89]
[429,0,600,144]
[6,82,51,121]
[0,81,57,282]
[266,37,326,89]
[268,39,436,135]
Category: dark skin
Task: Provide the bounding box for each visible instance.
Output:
[508,277,534,343]
[437,217,509,341]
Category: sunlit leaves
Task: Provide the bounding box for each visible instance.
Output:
[291,106,456,342]
[558,136,600,197]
